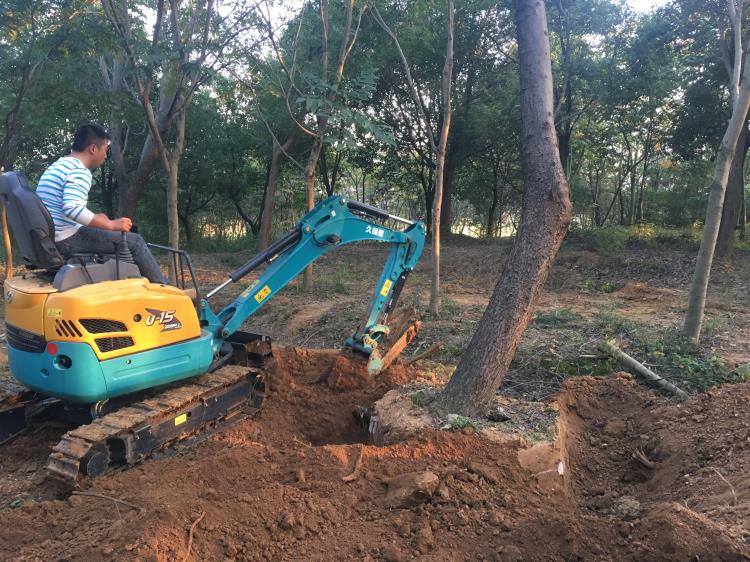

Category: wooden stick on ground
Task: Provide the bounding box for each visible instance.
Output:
[182,511,206,562]
[707,466,737,506]
[71,491,143,511]
[599,340,688,399]
[405,342,443,365]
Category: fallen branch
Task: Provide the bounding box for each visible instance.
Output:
[598,340,688,399]
[405,342,443,365]
[182,511,206,562]
[342,445,364,482]
[71,491,143,511]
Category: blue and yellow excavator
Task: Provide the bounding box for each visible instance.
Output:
[0,171,426,485]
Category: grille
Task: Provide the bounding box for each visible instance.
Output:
[6,323,46,353]
[54,319,83,338]
[80,319,127,334]
[95,336,134,353]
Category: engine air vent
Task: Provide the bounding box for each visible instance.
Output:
[80,318,127,334]
[95,336,134,353]
[54,319,83,338]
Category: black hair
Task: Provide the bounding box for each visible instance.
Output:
[71,123,110,152]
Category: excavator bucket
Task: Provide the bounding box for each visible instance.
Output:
[366,307,422,376]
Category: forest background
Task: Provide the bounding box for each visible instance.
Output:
[3,0,746,265]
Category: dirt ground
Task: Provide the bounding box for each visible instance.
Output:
[0,238,749,561]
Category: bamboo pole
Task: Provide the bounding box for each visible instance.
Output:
[1,204,12,280]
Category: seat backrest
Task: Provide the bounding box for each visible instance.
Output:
[0,171,64,269]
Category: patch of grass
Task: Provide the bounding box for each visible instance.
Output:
[217,253,246,269]
[701,315,727,335]
[442,343,465,358]
[735,363,750,382]
[534,307,582,327]
[576,279,621,294]
[447,414,478,431]
[568,226,629,257]
[321,266,351,295]
[591,314,737,393]
[441,296,462,317]
[410,389,434,407]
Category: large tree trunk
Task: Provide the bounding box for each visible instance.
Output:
[683,5,750,342]
[259,131,296,250]
[715,122,749,259]
[435,0,572,416]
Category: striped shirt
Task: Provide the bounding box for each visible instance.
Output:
[36,156,95,242]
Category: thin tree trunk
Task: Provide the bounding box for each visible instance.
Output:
[303,135,324,290]
[439,152,455,236]
[428,0,454,316]
[435,0,572,416]
[259,131,296,250]
[684,0,750,342]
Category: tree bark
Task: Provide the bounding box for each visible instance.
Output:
[259,131,296,250]
[716,121,749,259]
[435,0,572,416]
[684,0,750,343]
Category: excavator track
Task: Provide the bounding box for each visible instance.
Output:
[45,364,265,486]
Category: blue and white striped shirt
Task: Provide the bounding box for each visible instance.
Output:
[36,156,95,242]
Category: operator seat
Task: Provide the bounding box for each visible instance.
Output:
[0,171,65,270]
[0,171,141,290]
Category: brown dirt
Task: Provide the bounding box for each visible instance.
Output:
[0,347,748,561]
[2,241,750,560]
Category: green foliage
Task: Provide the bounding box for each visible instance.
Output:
[447,414,477,431]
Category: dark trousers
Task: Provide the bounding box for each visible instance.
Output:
[56,226,168,284]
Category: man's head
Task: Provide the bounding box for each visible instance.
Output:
[71,123,110,169]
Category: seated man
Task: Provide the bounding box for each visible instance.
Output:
[36,123,168,284]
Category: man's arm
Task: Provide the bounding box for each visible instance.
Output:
[89,213,132,232]
[61,169,132,232]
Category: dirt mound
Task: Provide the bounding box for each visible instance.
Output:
[613,282,681,302]
[0,356,748,560]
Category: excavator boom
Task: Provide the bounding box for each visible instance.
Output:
[202,195,427,370]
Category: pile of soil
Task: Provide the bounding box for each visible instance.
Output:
[0,347,748,561]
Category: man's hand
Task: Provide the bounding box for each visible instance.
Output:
[88,213,132,231]
[110,217,132,232]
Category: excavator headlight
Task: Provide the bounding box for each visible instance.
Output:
[54,355,72,369]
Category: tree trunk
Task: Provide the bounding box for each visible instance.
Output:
[715,122,749,259]
[684,45,750,342]
[428,0,454,316]
[435,0,572,416]
[303,134,324,291]
[166,161,180,282]
[259,131,296,250]
[117,74,178,217]
[439,152,455,236]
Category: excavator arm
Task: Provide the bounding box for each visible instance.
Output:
[201,196,426,373]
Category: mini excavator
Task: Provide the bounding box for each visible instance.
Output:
[0,171,426,485]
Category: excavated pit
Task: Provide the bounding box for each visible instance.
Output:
[0,347,748,561]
